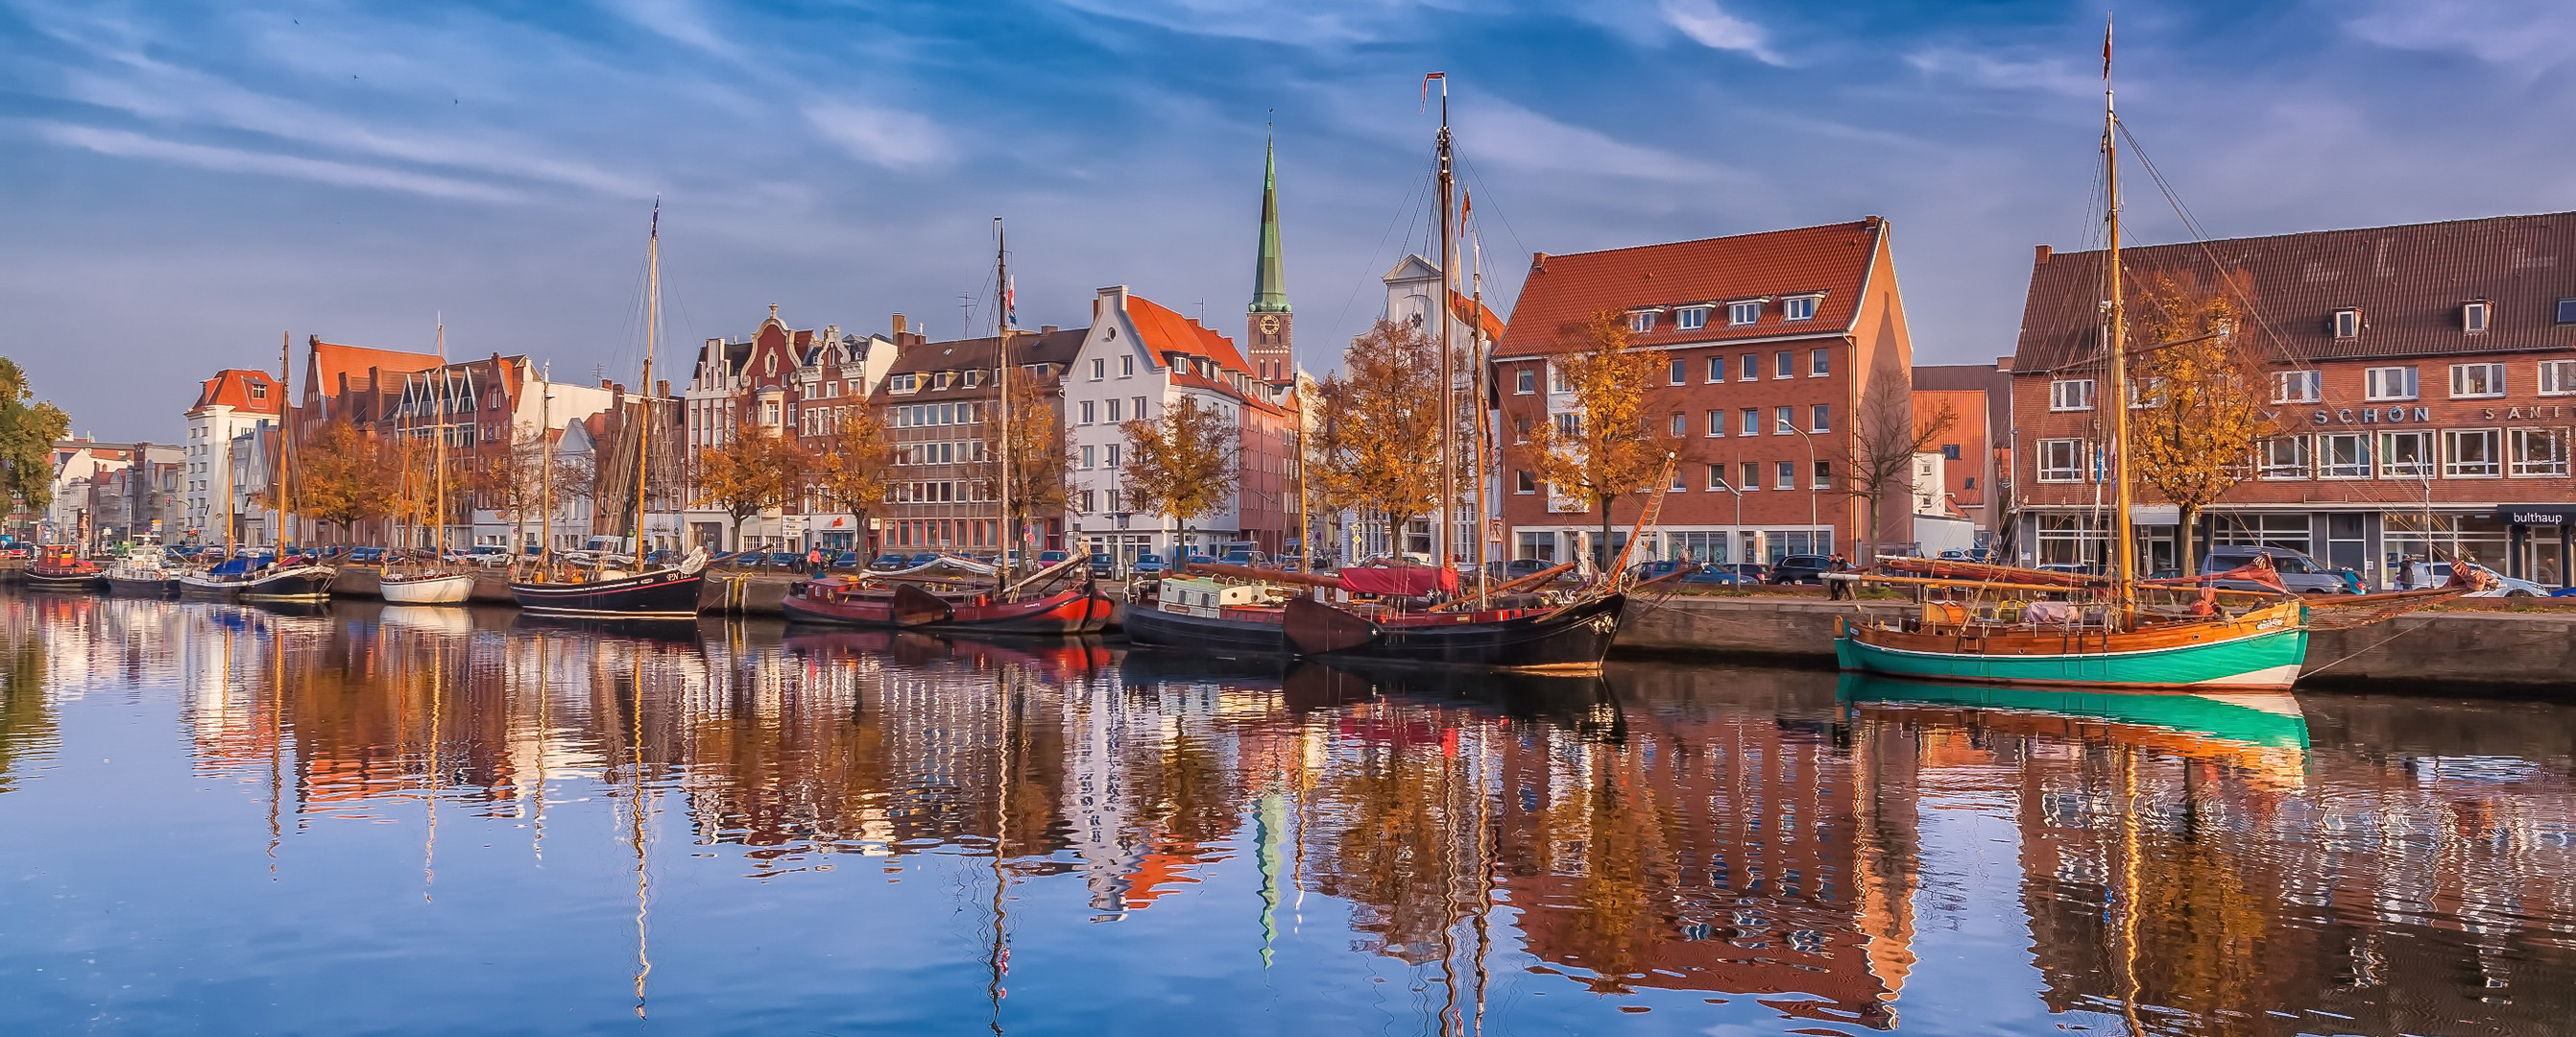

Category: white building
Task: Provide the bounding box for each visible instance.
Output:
[180,369,285,543]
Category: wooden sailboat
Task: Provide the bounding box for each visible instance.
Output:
[1831,35,2488,690]
[1123,77,1628,674]
[508,202,708,619]
[780,220,1112,634]
[208,332,335,603]
[382,323,474,604]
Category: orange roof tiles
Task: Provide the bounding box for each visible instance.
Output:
[308,341,442,398]
[1126,294,1254,374]
[1496,220,1883,358]
[189,369,284,414]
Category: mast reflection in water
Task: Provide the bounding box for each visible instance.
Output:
[0,592,2570,1035]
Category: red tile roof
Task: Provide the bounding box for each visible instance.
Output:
[1496,220,1884,358]
[1127,294,1254,374]
[189,369,284,415]
[308,341,442,400]
[2013,211,2576,374]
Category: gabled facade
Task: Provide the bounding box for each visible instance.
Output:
[679,307,898,550]
[1492,217,1919,566]
[181,369,283,543]
[1065,286,1300,560]
[301,336,442,427]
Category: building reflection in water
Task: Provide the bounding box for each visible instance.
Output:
[2,595,2571,1034]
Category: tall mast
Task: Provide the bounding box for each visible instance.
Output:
[433,324,447,563]
[539,363,555,568]
[995,218,1014,576]
[277,331,291,552]
[1471,229,1491,608]
[1431,72,1457,569]
[220,416,235,557]
[635,200,660,557]
[2102,18,2136,618]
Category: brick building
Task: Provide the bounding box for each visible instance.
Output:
[680,307,899,551]
[2008,212,2576,589]
[872,324,1085,555]
[1492,218,1920,567]
[1910,362,2009,541]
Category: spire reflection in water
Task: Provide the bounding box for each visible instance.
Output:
[0,593,2569,1035]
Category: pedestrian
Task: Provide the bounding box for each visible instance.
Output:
[1826,553,1853,600]
[807,546,824,574]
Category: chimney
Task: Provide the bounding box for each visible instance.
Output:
[1864,214,1883,229]
[656,379,670,398]
[602,378,614,389]
[1041,325,1058,334]
[891,314,908,337]
[1529,252,1549,273]
[2034,244,2053,264]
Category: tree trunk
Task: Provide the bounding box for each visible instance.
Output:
[2178,503,2200,577]
[1596,492,1615,572]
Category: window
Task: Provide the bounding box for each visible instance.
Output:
[1810,349,1829,376]
[1080,400,1095,424]
[1707,464,1727,491]
[2259,436,2310,479]
[2272,370,2321,403]
[1628,311,1656,333]
[2319,433,2371,478]
[1516,470,1536,494]
[1549,363,1570,393]
[1090,358,1106,380]
[2378,431,2432,478]
[1670,359,1687,385]
[1728,301,1762,326]
[1120,355,1135,377]
[1811,405,1830,433]
[1106,444,1121,468]
[2449,363,2505,398]
[1133,397,1148,419]
[2541,360,2576,396]
[1704,409,1722,437]
[2037,439,2083,482]
[2513,428,2567,476]
[1740,408,1759,436]
[1742,462,1761,491]
[249,384,266,399]
[1515,369,1535,394]
[1783,295,1818,321]
[1774,351,1794,379]
[1513,417,1532,442]
[2049,379,2095,412]
[2464,301,2491,333]
[1081,445,1095,469]
[1705,356,1724,382]
[1079,490,1096,513]
[1675,307,1709,330]
[1773,406,1793,434]
[1764,461,1788,490]
[891,374,916,392]
[1742,354,1758,380]
[2560,299,2576,325]
[1106,398,1123,422]
[1670,412,1687,437]
[1671,467,1688,492]
[1939,443,1961,461]
[1108,490,1123,512]
[2444,428,2500,477]
[1813,460,1832,489]
[2332,308,2361,339]
[2365,366,2418,401]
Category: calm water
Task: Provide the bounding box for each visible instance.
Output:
[1,594,2571,1035]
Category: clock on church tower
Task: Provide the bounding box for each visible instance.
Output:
[1246,310,1292,383]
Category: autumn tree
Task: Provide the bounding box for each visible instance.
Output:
[0,358,69,517]
[813,402,896,559]
[1120,395,1239,553]
[1847,374,1958,558]
[2128,272,2274,568]
[289,419,399,540]
[1521,310,1673,565]
[975,361,1069,564]
[690,392,812,549]
[1309,320,1443,554]
[469,422,559,555]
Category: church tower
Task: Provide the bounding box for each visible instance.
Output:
[1246,133,1292,385]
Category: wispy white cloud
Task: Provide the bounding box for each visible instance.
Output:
[33,123,523,202]
[602,0,745,60]
[1463,96,1721,182]
[1044,0,1419,46]
[1658,0,1783,64]
[805,103,957,171]
[1906,47,2094,96]
[2340,0,2576,71]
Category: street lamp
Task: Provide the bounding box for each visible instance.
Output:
[1783,422,1821,554]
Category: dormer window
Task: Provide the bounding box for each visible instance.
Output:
[1783,295,1820,322]
[248,384,266,399]
[1674,306,1710,331]
[1627,311,1656,333]
[2464,301,2490,334]
[2332,308,2362,339]
[1727,301,1762,326]
[936,372,953,389]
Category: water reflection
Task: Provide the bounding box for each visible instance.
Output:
[0,593,2570,1035]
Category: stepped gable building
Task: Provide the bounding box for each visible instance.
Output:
[181,369,283,543]
[872,323,1086,555]
[2008,211,2576,589]
[301,336,443,429]
[1065,286,1301,561]
[1492,218,1920,567]
[679,306,899,551]
[374,351,617,551]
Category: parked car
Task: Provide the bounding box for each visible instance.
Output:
[1708,562,1766,584]
[1630,559,1693,582]
[1087,553,1119,580]
[1185,552,1216,567]
[468,544,511,567]
[1681,564,1753,586]
[342,546,388,565]
[830,551,860,568]
[2201,545,2354,594]
[1769,554,1834,585]
[2403,560,2546,597]
[1500,558,1553,581]
[907,552,943,567]
[1219,549,1269,567]
[1131,553,1168,578]
[1037,550,1070,567]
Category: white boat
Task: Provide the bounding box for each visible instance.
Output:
[379,570,475,604]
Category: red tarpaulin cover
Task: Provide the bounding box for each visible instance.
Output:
[1336,566,1458,596]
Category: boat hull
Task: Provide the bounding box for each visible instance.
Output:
[1834,618,2310,690]
[509,569,703,617]
[177,574,241,599]
[238,566,338,603]
[105,575,179,597]
[25,570,104,592]
[1125,593,1626,673]
[379,572,475,604]
[782,584,1116,634]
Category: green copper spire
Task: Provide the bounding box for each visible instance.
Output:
[1249,134,1289,314]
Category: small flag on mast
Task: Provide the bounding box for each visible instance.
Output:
[2102,15,2112,80]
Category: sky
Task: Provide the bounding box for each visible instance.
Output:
[5,0,2575,438]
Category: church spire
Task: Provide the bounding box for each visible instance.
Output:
[1249,133,1289,315]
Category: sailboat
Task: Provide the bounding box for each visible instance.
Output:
[508,202,709,619]
[781,220,1113,635]
[382,323,475,604]
[1830,33,2490,690]
[1122,77,1629,674]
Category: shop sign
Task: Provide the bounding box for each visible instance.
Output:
[2496,505,2576,526]
[2308,403,2576,425]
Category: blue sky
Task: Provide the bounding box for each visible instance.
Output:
[4,0,2573,435]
